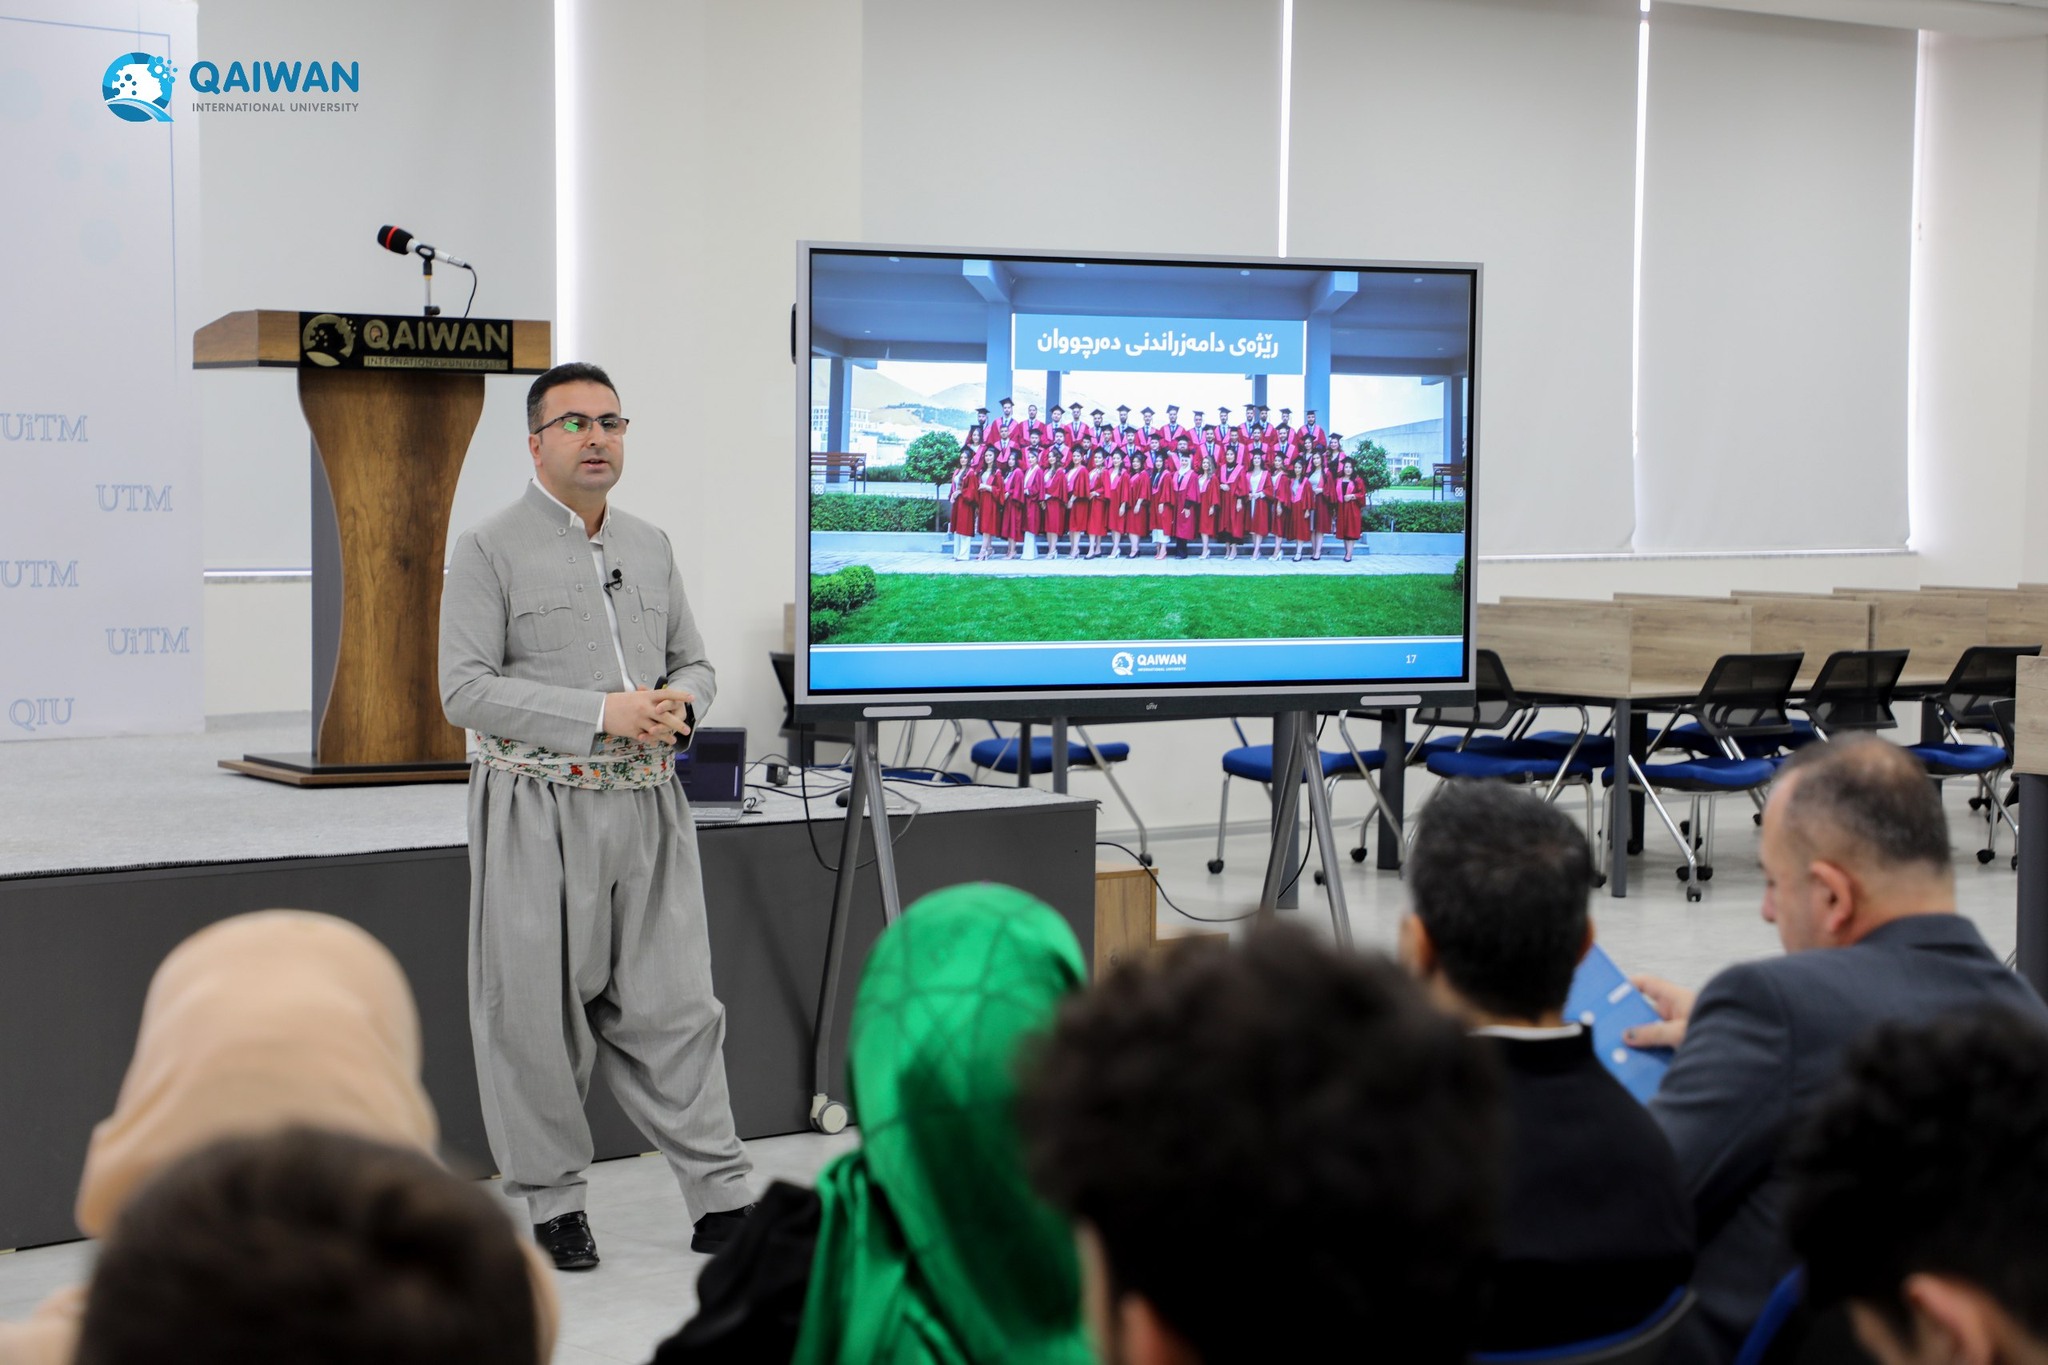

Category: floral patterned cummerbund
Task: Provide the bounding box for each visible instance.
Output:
[473,732,673,790]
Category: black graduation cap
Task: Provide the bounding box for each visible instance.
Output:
[1000,396,1014,406]
[1166,404,1180,412]
[1090,408,1104,416]
[1116,404,1130,414]
[975,406,989,415]
[1306,408,1318,417]
[1140,406,1155,415]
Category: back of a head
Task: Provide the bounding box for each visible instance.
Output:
[1775,736,1952,883]
[1786,1008,2048,1341]
[1407,779,1591,1019]
[1020,927,1502,1364]
[76,1127,538,1365]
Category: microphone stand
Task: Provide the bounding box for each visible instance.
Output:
[420,251,440,317]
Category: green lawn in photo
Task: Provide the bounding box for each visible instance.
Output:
[812,572,1463,645]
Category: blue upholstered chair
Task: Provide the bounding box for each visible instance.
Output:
[1611,653,1802,900]
[1902,645,2038,867]
[1474,1288,1697,1365]
[1406,649,1617,770]
[1208,716,1396,875]
[970,723,1149,862]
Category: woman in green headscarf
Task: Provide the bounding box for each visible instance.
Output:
[651,883,1097,1365]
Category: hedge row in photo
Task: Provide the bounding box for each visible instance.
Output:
[810,493,942,533]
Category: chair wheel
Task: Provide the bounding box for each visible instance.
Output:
[1350,846,1368,863]
[1676,867,1690,882]
[1591,872,1608,888]
[809,1095,849,1135]
[1679,819,1690,837]
[2014,855,2021,870]
[1139,853,1154,867]
[1698,866,1715,882]
[1313,870,1326,885]
[1686,885,1702,903]
[1627,839,1644,855]
[1978,848,1996,865]
[1753,813,1762,826]
[1970,796,1985,810]
[1207,859,1224,874]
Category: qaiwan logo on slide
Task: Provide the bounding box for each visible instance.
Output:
[102,52,178,122]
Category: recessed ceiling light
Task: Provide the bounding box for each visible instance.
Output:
[888,256,901,262]
[1075,262,1085,268]
[1240,270,1251,277]
[864,329,872,335]
[1413,277,1425,284]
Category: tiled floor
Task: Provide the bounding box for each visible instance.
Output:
[0,777,2020,1363]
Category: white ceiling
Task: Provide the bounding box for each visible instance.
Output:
[1670,0,2048,37]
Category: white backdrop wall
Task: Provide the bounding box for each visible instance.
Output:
[192,0,2048,841]
[1291,0,1642,557]
[1635,4,1917,550]
[1,0,202,742]
[194,0,554,576]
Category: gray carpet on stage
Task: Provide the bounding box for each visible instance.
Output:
[1,712,1080,878]
[0,713,470,878]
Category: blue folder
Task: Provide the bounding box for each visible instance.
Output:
[1563,943,1674,1104]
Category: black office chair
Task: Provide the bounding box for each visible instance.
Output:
[769,651,857,766]
[1904,645,2040,867]
[1619,652,1803,897]
[1798,648,1909,739]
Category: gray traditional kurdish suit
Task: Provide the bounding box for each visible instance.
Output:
[440,481,752,1222]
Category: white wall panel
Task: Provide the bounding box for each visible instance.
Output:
[1636,4,1915,550]
[1290,0,1642,555]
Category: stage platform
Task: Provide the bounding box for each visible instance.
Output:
[0,714,1096,1249]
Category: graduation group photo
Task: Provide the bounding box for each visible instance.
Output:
[804,251,1472,653]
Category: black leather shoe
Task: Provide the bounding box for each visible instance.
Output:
[690,1203,756,1254]
[534,1211,600,1271]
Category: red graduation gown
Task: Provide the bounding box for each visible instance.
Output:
[1196,475,1221,535]
[1287,476,1315,540]
[1043,466,1068,536]
[1088,467,1113,536]
[1001,468,1026,540]
[1220,466,1248,538]
[1173,471,1200,539]
[1337,476,1364,540]
[1248,470,1274,535]
[951,466,980,535]
[1023,464,1046,533]
[976,466,1002,529]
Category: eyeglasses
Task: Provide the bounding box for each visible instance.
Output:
[533,412,630,437]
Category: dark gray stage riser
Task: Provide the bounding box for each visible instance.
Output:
[0,804,1094,1251]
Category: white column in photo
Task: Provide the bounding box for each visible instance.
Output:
[1634,3,1916,552]
[1288,0,1642,557]
[0,0,201,741]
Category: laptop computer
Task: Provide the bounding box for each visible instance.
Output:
[676,727,748,826]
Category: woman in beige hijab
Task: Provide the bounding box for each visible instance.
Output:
[0,910,557,1365]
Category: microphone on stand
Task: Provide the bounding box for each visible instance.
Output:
[375,224,469,268]
[375,225,478,318]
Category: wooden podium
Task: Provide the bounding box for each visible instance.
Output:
[195,309,551,786]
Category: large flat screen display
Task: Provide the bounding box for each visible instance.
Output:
[795,244,1477,719]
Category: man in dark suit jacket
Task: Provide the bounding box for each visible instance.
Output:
[1627,736,2045,1363]
[1403,780,1695,1351]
